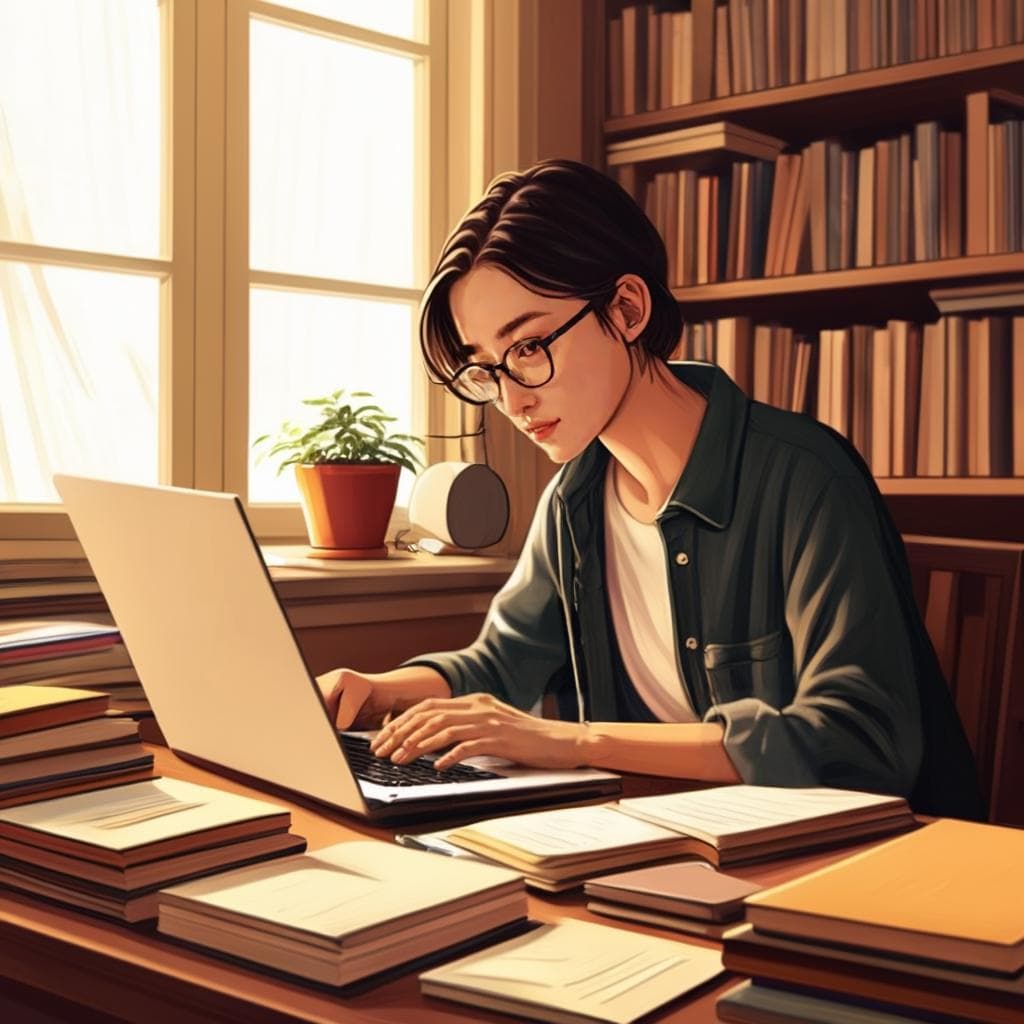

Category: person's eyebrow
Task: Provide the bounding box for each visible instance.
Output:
[459,310,549,359]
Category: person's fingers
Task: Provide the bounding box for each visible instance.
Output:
[392,721,483,762]
[434,738,492,770]
[334,673,371,729]
[374,706,448,756]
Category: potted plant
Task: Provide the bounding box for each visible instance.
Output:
[254,389,424,559]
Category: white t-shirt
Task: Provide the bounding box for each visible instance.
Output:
[603,467,698,723]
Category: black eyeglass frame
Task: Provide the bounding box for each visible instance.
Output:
[441,301,595,406]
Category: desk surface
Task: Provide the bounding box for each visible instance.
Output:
[0,748,891,1024]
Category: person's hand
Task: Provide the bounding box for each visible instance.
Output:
[315,668,395,730]
[368,692,589,771]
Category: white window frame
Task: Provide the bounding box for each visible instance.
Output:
[0,0,448,546]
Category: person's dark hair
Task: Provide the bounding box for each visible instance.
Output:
[419,159,682,383]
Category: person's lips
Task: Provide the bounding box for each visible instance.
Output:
[525,419,560,441]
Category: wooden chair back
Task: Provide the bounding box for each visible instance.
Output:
[903,535,1024,826]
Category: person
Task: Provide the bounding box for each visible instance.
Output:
[318,159,984,820]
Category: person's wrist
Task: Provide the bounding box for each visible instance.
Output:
[569,720,598,768]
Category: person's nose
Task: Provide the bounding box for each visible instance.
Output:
[495,372,537,419]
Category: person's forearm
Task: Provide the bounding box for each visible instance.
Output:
[367,667,451,715]
[577,721,742,783]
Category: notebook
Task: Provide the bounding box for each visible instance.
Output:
[54,475,620,824]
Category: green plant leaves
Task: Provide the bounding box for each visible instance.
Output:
[252,388,425,475]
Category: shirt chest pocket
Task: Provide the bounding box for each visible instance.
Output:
[702,630,791,708]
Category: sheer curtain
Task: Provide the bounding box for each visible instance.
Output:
[0,0,161,504]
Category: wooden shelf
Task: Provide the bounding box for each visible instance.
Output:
[605,44,1024,146]
[671,252,1024,325]
[879,478,1024,497]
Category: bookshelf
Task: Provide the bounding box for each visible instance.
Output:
[597,1,1024,542]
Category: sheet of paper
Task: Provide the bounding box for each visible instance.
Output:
[616,785,900,843]
[0,777,286,850]
[421,918,723,1024]
[456,804,681,858]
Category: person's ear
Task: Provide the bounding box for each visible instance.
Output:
[608,275,652,343]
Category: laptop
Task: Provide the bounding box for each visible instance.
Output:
[54,475,621,824]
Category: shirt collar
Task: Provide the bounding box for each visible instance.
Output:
[555,362,750,530]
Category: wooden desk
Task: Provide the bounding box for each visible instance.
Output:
[0,748,893,1024]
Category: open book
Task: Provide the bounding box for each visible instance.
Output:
[158,841,527,986]
[434,785,914,890]
[419,918,724,1024]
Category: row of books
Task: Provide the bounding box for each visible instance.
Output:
[607,0,1024,117]
[674,315,1024,478]
[640,118,984,285]
[989,116,1024,255]
[717,817,1024,1022]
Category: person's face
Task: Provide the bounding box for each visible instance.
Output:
[448,265,637,463]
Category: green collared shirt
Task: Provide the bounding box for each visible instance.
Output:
[406,363,984,818]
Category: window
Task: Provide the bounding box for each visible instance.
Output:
[0,0,446,542]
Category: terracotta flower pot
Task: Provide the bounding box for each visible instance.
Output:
[294,463,401,559]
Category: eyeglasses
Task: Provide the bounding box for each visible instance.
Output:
[443,302,594,405]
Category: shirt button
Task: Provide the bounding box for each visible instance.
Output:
[685,637,699,651]
[675,552,690,566]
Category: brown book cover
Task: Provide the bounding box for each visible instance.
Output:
[715,2,732,97]
[659,8,674,110]
[681,168,699,286]
[754,323,773,403]
[874,138,891,265]
[585,861,762,922]
[764,151,793,276]
[697,173,711,284]
[0,685,109,739]
[750,0,768,90]
[850,324,873,464]
[621,4,641,115]
[740,0,756,93]
[870,326,892,477]
[857,0,874,69]
[944,315,969,476]
[805,0,820,80]
[949,128,963,256]
[886,137,900,263]
[831,327,852,436]
[808,139,828,271]
[788,0,803,83]
[708,172,721,282]
[644,2,659,111]
[672,10,692,106]
[744,818,1024,974]
[978,0,994,48]
[904,322,924,475]
[723,926,1024,1023]
[782,151,811,274]
[1015,316,1024,475]
[664,169,680,286]
[917,319,947,476]
[691,0,716,101]
[897,131,913,263]
[607,15,624,118]
[817,329,833,428]
[967,316,990,475]
[728,0,744,94]
[988,316,1015,476]
[890,321,908,475]
[856,145,875,267]
[766,0,780,87]
[834,0,849,74]
[725,162,743,278]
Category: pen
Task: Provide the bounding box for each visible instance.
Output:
[395,833,460,857]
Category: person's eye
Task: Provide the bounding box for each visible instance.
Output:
[513,339,545,360]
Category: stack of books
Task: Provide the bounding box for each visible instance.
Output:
[0,684,153,808]
[584,861,762,939]
[0,619,146,718]
[421,785,914,891]
[157,840,527,986]
[720,818,1024,1023]
[420,917,724,1024]
[0,777,306,923]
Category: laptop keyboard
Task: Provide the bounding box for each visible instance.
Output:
[340,733,503,787]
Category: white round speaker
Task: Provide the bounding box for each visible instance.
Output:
[408,461,509,552]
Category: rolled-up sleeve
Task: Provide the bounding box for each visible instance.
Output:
[704,474,924,795]
[400,474,570,711]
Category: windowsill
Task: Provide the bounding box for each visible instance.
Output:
[0,545,516,606]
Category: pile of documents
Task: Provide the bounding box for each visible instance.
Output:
[157,840,527,986]
[584,861,762,939]
[0,684,153,808]
[420,917,725,1024]
[719,818,1024,1023]
[428,785,915,890]
[0,619,146,718]
[0,776,305,922]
